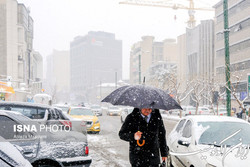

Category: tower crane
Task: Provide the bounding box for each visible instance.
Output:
[119,0,214,28]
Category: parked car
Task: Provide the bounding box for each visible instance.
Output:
[68,107,100,134]
[214,108,227,116]
[167,115,250,167]
[198,106,211,115]
[0,136,32,167]
[107,106,121,116]
[53,103,70,114]
[90,105,102,116]
[0,101,72,129]
[182,106,196,115]
[120,107,133,123]
[0,110,92,167]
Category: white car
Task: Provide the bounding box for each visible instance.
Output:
[91,105,102,116]
[182,106,196,115]
[198,107,211,115]
[120,108,133,123]
[167,115,250,167]
[107,106,121,116]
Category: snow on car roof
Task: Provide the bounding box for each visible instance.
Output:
[185,115,247,124]
[0,101,51,108]
[0,109,23,116]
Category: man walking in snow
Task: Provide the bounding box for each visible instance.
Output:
[119,108,168,167]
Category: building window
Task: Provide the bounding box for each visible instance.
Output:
[216,18,250,41]
[216,0,249,24]
[216,59,250,74]
[216,38,250,57]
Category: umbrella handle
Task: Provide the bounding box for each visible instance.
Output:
[137,140,145,147]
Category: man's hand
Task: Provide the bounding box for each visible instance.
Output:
[134,131,142,140]
[162,157,167,162]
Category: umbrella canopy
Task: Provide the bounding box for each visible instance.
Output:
[101,85,182,110]
[0,82,15,94]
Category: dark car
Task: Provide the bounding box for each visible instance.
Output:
[0,110,92,167]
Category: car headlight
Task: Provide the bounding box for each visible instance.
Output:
[206,163,216,167]
[95,120,99,124]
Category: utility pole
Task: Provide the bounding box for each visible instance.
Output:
[139,54,141,84]
[223,0,231,116]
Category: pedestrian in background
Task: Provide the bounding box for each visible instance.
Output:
[248,108,250,123]
[242,108,247,120]
[119,108,168,167]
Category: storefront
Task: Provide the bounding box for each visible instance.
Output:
[0,81,15,101]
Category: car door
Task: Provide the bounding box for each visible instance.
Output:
[168,119,186,167]
[173,120,193,167]
[0,115,40,161]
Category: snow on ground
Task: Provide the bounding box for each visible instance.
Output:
[88,134,130,167]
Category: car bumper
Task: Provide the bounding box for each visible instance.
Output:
[57,156,92,167]
[87,123,100,132]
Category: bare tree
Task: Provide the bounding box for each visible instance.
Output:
[148,67,193,117]
[190,78,206,115]
[167,74,193,118]
[203,80,226,115]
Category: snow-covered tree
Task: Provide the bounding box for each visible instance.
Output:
[190,78,206,115]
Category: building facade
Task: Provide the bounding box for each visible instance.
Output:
[214,0,250,105]
[186,20,215,81]
[0,0,42,101]
[70,31,122,103]
[130,36,179,86]
[45,50,70,103]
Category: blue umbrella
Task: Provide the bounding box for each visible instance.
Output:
[101,85,182,110]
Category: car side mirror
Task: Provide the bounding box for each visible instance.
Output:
[178,139,190,147]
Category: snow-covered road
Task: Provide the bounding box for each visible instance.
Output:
[88,113,177,167]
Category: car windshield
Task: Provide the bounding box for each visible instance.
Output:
[198,122,250,146]
[70,108,94,116]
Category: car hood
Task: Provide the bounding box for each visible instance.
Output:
[197,145,250,167]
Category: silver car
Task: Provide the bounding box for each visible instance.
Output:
[0,110,92,167]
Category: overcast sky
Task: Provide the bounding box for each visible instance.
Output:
[18,0,219,80]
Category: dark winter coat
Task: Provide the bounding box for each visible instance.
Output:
[119,108,168,167]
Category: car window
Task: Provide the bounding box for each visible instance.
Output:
[0,116,17,139]
[176,119,186,133]
[9,107,46,119]
[182,120,192,138]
